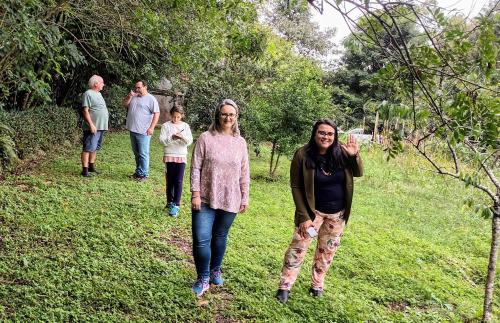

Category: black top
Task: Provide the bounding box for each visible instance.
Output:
[314,155,346,214]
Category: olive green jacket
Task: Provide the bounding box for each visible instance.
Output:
[290,145,363,226]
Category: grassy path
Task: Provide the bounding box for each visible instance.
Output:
[0,131,497,322]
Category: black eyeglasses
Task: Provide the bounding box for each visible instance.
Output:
[220,113,237,119]
[317,130,334,137]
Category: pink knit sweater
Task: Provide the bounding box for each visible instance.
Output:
[190,131,250,213]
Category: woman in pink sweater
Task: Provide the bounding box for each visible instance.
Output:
[190,99,250,297]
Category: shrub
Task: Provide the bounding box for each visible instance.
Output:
[0,112,19,172]
[8,105,80,160]
[105,84,128,129]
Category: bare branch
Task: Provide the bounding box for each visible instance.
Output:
[464,140,500,193]
[446,137,460,174]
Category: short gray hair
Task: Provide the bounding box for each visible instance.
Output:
[88,75,103,88]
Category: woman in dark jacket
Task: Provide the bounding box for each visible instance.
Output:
[276,119,363,303]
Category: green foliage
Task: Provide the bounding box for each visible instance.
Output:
[0,115,18,172]
[242,37,333,175]
[325,6,421,131]
[338,3,499,220]
[7,105,80,160]
[0,0,271,168]
[104,84,129,129]
[0,131,497,321]
[261,0,335,62]
[167,1,268,131]
[0,0,267,116]
[384,129,405,160]
[0,0,85,109]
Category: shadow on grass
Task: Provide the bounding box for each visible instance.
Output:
[251,174,284,183]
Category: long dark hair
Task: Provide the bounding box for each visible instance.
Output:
[304,119,347,170]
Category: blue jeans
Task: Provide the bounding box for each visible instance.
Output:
[192,203,236,280]
[129,132,151,177]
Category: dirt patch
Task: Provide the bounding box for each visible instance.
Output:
[211,286,236,322]
[251,174,282,182]
[0,278,32,286]
[158,228,193,264]
[387,300,409,311]
[15,184,33,192]
[214,313,239,323]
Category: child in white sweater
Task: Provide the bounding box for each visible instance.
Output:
[159,106,193,217]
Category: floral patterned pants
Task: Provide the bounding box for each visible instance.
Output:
[279,210,345,290]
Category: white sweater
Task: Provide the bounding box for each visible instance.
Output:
[159,121,193,157]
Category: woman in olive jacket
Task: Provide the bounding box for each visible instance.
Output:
[276,119,363,303]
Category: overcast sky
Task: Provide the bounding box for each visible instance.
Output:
[311,0,492,47]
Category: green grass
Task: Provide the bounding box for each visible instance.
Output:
[0,131,497,322]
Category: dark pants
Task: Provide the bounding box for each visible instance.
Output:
[192,203,236,280]
[165,162,186,206]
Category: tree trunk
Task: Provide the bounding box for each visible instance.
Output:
[373,110,379,142]
[271,152,281,177]
[269,140,276,177]
[482,199,500,322]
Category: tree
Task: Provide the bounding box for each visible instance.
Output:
[0,0,269,167]
[324,6,421,132]
[260,0,337,64]
[311,0,499,320]
[243,36,333,177]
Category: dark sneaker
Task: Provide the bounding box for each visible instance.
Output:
[169,205,180,217]
[192,278,209,297]
[209,269,223,286]
[309,287,323,297]
[89,168,100,174]
[81,171,91,177]
[276,289,289,303]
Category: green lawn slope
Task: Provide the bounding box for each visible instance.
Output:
[0,131,497,322]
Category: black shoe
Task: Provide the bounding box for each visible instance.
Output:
[276,289,289,303]
[309,287,323,297]
[81,171,91,177]
[89,168,100,174]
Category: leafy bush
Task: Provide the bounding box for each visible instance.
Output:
[7,105,80,160]
[104,84,128,129]
[0,112,18,172]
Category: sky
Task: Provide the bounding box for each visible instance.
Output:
[311,0,492,47]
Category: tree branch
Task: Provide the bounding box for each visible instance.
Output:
[410,139,497,202]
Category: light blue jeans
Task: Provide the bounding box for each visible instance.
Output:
[192,203,237,280]
[129,131,151,177]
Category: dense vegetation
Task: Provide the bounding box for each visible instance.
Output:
[0,131,497,321]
